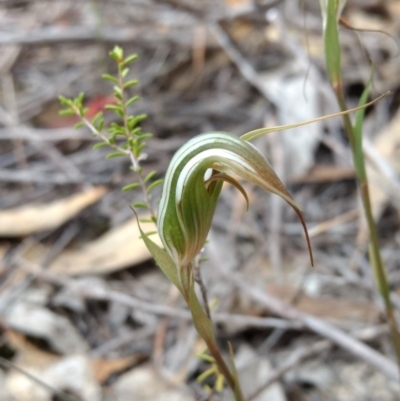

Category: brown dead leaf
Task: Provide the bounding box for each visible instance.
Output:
[6,330,60,368]
[34,217,160,275]
[224,0,253,8]
[267,283,380,324]
[0,187,107,237]
[91,355,144,383]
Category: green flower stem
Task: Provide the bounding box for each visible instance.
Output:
[335,58,400,378]
[136,215,244,400]
[179,265,244,400]
[323,0,400,368]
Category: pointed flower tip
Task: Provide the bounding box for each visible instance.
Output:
[157,132,313,268]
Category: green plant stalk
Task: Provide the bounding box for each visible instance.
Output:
[179,265,244,400]
[324,0,400,368]
[136,214,244,400]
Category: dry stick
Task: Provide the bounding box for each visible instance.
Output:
[207,234,399,382]
[15,258,302,331]
[0,106,86,185]
[208,23,270,100]
[240,276,398,380]
[0,357,80,401]
[0,169,109,185]
[248,340,331,401]
[247,324,389,401]
[1,75,31,194]
[153,284,181,365]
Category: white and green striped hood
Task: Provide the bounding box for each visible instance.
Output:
[157,132,312,268]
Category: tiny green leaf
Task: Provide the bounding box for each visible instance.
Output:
[124,79,138,89]
[144,170,157,183]
[122,54,138,66]
[106,151,126,159]
[113,86,122,96]
[126,96,140,107]
[139,218,154,223]
[197,367,216,383]
[132,208,180,289]
[73,121,85,129]
[122,182,140,191]
[132,202,149,208]
[92,142,108,150]
[143,231,158,237]
[105,104,122,112]
[91,112,103,126]
[97,119,105,132]
[102,74,119,83]
[147,179,163,192]
[58,96,72,106]
[137,133,153,140]
[59,109,75,116]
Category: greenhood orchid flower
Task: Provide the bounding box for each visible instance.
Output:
[136,132,313,401]
[157,132,313,269]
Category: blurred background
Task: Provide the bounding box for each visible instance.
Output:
[1,0,400,400]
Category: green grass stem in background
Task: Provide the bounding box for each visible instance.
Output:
[321,0,400,368]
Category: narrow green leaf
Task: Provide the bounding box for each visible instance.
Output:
[197,353,215,363]
[137,133,153,140]
[77,92,85,104]
[216,373,225,393]
[132,209,180,289]
[97,119,105,132]
[126,96,140,107]
[121,67,129,78]
[102,74,119,83]
[131,127,142,136]
[105,104,122,112]
[144,170,157,183]
[197,367,216,383]
[113,86,122,96]
[122,54,138,66]
[186,278,215,345]
[73,121,85,129]
[92,142,108,150]
[134,142,146,158]
[139,218,154,223]
[147,179,163,192]
[58,96,72,106]
[122,182,140,191]
[324,0,342,88]
[132,202,149,209]
[91,112,103,126]
[59,109,75,116]
[143,231,158,237]
[106,151,126,159]
[124,79,138,89]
